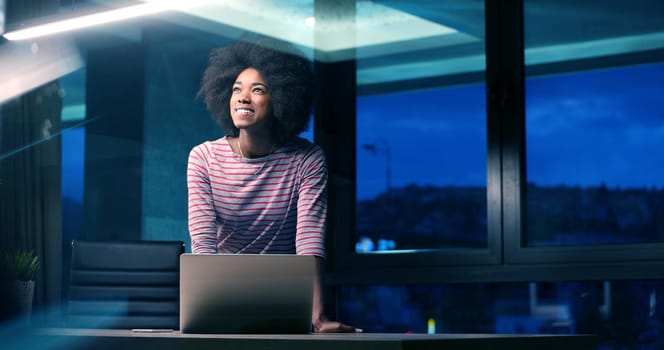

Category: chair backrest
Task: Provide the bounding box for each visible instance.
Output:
[68,240,184,329]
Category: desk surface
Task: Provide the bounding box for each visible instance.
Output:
[28,328,597,350]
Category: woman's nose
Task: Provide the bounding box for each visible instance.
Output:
[237,91,250,103]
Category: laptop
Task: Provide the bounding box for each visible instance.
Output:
[179,253,315,334]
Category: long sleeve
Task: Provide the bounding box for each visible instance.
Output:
[187,143,218,254]
[295,145,327,258]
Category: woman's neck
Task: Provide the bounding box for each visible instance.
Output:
[236,131,273,158]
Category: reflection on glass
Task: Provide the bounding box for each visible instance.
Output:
[524,0,664,246]
[340,280,664,348]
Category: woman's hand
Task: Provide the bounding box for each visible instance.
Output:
[311,257,362,333]
[313,319,362,333]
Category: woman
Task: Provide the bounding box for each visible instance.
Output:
[187,38,359,333]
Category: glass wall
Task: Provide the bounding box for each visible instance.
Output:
[0,1,317,320]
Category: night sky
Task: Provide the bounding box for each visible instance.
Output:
[357,62,664,200]
[525,62,664,189]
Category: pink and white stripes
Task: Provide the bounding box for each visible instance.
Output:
[187,136,327,258]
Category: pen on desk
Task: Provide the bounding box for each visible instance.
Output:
[131,329,174,333]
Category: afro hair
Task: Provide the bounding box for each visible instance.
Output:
[198,38,314,145]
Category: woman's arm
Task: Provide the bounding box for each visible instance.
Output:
[187,144,218,254]
[312,256,360,333]
[294,145,328,258]
[296,144,360,332]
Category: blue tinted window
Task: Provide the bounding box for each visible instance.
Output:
[525,63,664,246]
[356,84,487,252]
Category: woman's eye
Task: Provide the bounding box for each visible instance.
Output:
[252,87,265,94]
[232,87,241,93]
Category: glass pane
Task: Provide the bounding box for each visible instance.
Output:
[355,1,487,253]
[61,68,86,243]
[340,280,664,348]
[60,68,87,301]
[524,1,664,247]
[2,0,331,325]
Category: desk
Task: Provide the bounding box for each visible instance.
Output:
[28,328,596,350]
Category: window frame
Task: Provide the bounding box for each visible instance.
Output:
[316,0,664,286]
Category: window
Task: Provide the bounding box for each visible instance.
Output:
[523,0,664,247]
[340,1,491,261]
[356,84,487,252]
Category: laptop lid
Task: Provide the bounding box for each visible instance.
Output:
[179,253,314,334]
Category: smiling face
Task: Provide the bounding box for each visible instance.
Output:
[229,68,272,133]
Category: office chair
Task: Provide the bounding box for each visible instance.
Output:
[67,239,184,329]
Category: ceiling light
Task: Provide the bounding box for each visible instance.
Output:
[3,0,209,41]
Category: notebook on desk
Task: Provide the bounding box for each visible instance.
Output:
[179,253,315,334]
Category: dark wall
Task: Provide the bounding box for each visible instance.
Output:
[84,43,145,241]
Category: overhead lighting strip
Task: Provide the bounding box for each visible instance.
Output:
[3,0,209,41]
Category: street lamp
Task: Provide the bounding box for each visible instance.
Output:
[362,138,391,194]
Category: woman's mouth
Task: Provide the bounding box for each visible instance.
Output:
[235,107,255,116]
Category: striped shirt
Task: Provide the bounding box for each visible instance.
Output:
[187,136,327,257]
